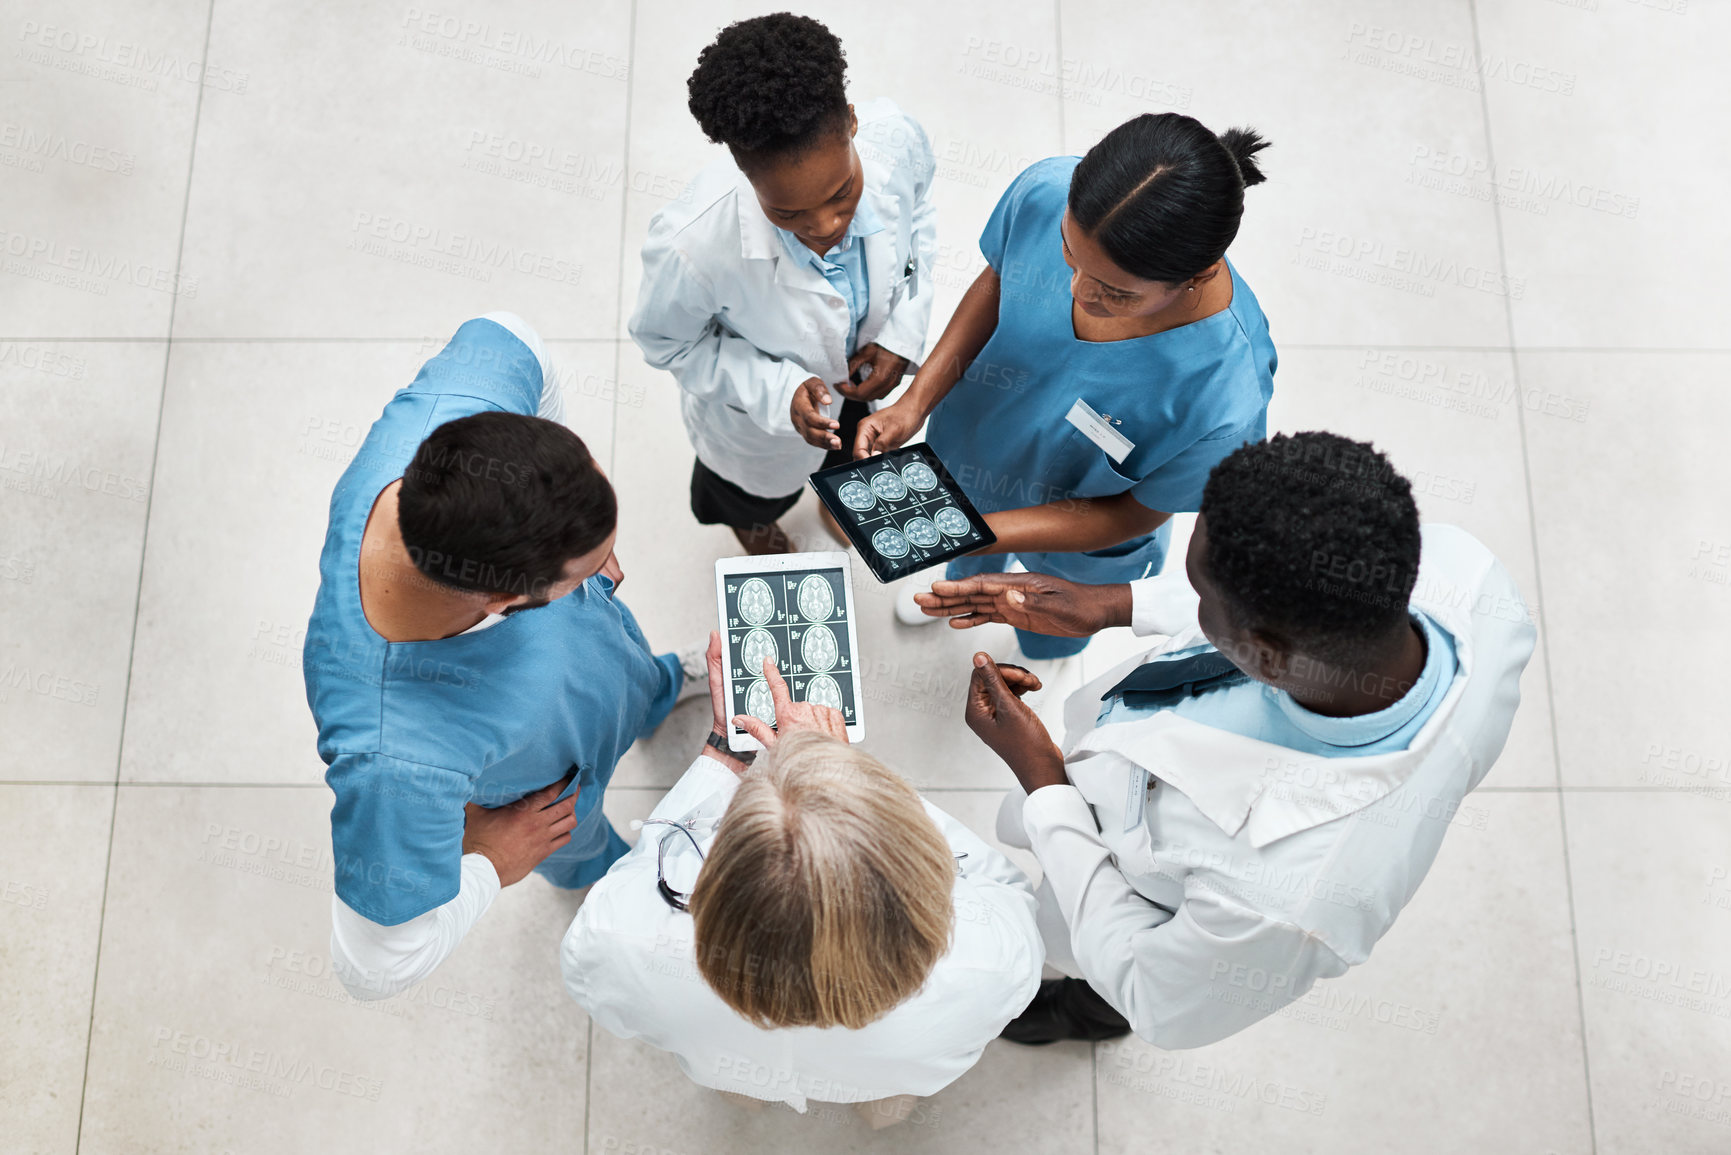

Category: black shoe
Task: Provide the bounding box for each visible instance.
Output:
[1001,978,1131,1045]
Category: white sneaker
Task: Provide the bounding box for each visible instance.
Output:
[895,582,939,627]
[675,643,710,702]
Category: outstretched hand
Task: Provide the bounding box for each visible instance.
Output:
[916,572,1128,638]
[963,654,1067,793]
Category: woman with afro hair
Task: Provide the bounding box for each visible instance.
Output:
[629,13,937,555]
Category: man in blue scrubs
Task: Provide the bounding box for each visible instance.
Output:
[302,313,700,1000]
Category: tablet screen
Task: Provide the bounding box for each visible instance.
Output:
[808,443,996,584]
[720,565,858,733]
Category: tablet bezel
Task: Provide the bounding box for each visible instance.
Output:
[714,551,865,753]
[807,442,998,584]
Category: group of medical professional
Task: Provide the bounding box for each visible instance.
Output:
[300,13,1537,1127]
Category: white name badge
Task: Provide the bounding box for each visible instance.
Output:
[1123,766,1150,832]
[1066,398,1135,464]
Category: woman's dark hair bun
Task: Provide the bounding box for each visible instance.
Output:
[1069,113,1272,283]
[1218,127,1270,188]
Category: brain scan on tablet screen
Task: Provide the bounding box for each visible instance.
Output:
[745,680,775,724]
[872,527,910,558]
[934,506,971,537]
[797,574,835,621]
[869,471,908,501]
[901,461,938,491]
[737,578,775,625]
[903,517,939,548]
[805,674,843,710]
[717,555,860,751]
[838,480,875,511]
[801,624,838,672]
[741,629,778,678]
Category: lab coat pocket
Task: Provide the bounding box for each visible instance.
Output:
[1069,752,1160,880]
[1112,798,1161,880]
[886,271,912,309]
[1118,803,1185,909]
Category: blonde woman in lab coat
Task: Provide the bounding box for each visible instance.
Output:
[561,638,1042,1126]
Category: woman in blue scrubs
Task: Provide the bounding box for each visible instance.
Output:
[854,113,1277,659]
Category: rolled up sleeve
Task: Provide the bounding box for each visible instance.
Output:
[326,751,471,925]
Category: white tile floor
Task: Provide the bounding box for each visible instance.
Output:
[2,1,1727,1152]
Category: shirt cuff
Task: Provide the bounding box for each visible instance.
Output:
[1021,782,1100,844]
[460,851,502,897]
[1129,570,1202,637]
[692,753,746,783]
[871,324,924,369]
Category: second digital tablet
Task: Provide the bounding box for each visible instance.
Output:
[808,442,996,583]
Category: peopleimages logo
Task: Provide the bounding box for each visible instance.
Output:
[0,229,197,297]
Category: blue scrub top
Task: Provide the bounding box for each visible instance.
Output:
[1101,613,1460,756]
[928,156,1277,585]
[303,318,672,925]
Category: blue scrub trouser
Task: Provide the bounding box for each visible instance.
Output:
[945,523,1173,661]
[532,649,683,889]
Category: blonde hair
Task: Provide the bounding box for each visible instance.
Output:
[689,730,956,1030]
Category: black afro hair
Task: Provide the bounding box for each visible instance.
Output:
[687,12,850,164]
[1199,432,1422,662]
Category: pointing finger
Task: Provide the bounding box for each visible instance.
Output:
[760,659,794,715]
[734,713,776,747]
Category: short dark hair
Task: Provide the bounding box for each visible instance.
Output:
[1069,113,1270,283]
[687,13,850,169]
[397,412,615,599]
[1199,432,1420,663]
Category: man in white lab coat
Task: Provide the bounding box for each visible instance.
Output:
[629,13,936,554]
[918,431,1536,1048]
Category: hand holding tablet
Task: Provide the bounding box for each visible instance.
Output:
[808,443,997,583]
[715,552,865,752]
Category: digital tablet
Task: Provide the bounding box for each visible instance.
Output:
[714,552,864,752]
[808,442,997,584]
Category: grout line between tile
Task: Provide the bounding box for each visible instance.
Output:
[1467,4,1596,1151]
[586,9,633,1144]
[582,1017,596,1155]
[1090,1040,1100,1155]
[605,0,639,491]
[1054,0,1069,154]
[72,3,218,1149]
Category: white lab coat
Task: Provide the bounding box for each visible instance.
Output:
[561,755,1042,1110]
[628,97,938,499]
[1006,524,1536,1049]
